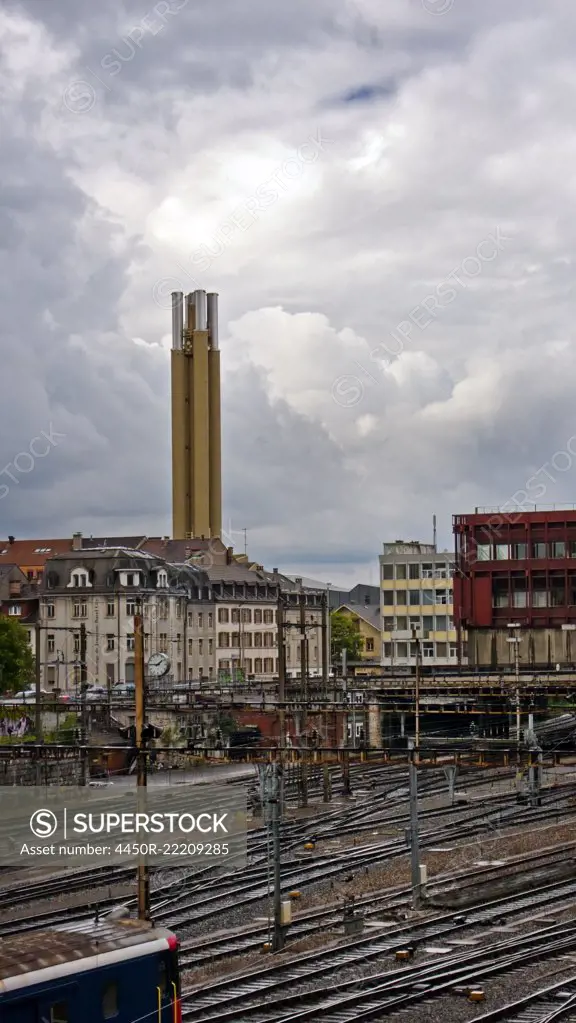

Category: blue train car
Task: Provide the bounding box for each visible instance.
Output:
[0,918,181,1023]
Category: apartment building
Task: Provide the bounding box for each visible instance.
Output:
[34,548,324,690]
[39,548,210,689]
[380,541,463,667]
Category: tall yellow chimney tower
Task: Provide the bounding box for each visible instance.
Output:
[171,290,221,540]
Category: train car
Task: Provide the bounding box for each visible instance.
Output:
[0,917,181,1023]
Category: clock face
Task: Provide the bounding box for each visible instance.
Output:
[147,652,170,678]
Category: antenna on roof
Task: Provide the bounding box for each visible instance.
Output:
[433,514,437,550]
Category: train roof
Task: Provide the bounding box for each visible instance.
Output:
[0,918,175,987]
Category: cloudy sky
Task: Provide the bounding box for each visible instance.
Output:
[1,0,576,587]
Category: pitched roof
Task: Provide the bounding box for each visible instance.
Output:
[336,603,381,631]
[0,539,72,566]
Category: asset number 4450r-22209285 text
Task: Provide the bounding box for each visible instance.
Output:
[114,843,230,856]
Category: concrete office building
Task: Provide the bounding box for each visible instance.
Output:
[380,540,464,667]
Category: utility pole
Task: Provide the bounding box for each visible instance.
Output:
[408,740,422,908]
[34,622,43,743]
[79,623,88,786]
[299,594,307,733]
[263,762,285,951]
[135,609,150,921]
[276,589,286,814]
[507,623,521,765]
[321,591,328,696]
[411,624,421,761]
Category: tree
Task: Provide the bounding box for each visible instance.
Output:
[330,611,364,663]
[0,616,34,693]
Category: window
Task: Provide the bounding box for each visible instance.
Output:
[435,615,447,631]
[231,609,240,623]
[435,589,449,605]
[422,563,434,578]
[102,983,118,1019]
[73,602,87,618]
[50,1003,68,1023]
[422,615,434,632]
[395,564,407,580]
[512,543,528,559]
[188,638,193,654]
[126,600,137,616]
[423,642,434,659]
[383,616,394,631]
[8,605,21,616]
[72,572,88,587]
[73,634,80,653]
[383,643,392,658]
[208,613,213,627]
[395,590,407,606]
[107,601,115,616]
[218,608,229,623]
[254,633,263,647]
[198,639,203,655]
[263,632,274,647]
[264,609,274,624]
[436,641,447,658]
[126,634,135,651]
[532,542,546,559]
[158,599,169,620]
[435,563,449,577]
[231,632,239,646]
[383,592,393,606]
[46,603,55,618]
[106,635,115,651]
[264,658,274,672]
[159,633,168,653]
[366,638,374,652]
[218,632,230,648]
[422,590,434,605]
[208,638,213,654]
[409,591,420,606]
[396,642,408,658]
[552,541,566,558]
[157,570,168,588]
[197,612,203,628]
[409,564,420,580]
[396,616,407,630]
[495,544,509,560]
[176,600,182,618]
[382,565,394,580]
[476,544,491,562]
[254,657,263,673]
[242,608,252,623]
[47,634,55,653]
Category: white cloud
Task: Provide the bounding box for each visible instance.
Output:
[4,0,576,584]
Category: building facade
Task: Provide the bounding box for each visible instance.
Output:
[380,541,462,667]
[334,603,382,669]
[31,545,324,691]
[454,507,576,668]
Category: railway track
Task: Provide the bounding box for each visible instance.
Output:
[1,779,574,937]
[471,976,576,1023]
[182,913,576,1022]
[178,844,576,966]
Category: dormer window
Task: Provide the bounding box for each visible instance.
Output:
[68,570,90,588]
[157,570,168,588]
[119,571,140,586]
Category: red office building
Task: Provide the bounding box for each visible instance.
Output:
[453,508,576,668]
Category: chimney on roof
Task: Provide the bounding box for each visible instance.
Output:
[273,567,278,574]
[9,580,21,598]
[226,546,233,564]
[8,536,14,545]
[72,532,82,551]
[295,577,303,590]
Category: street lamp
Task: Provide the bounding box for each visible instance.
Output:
[507,623,521,763]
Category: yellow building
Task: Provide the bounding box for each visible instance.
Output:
[379,541,465,667]
[334,603,382,666]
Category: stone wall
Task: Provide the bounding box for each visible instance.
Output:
[0,756,82,785]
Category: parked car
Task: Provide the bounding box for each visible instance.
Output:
[86,685,108,701]
[13,688,49,700]
[113,682,135,697]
